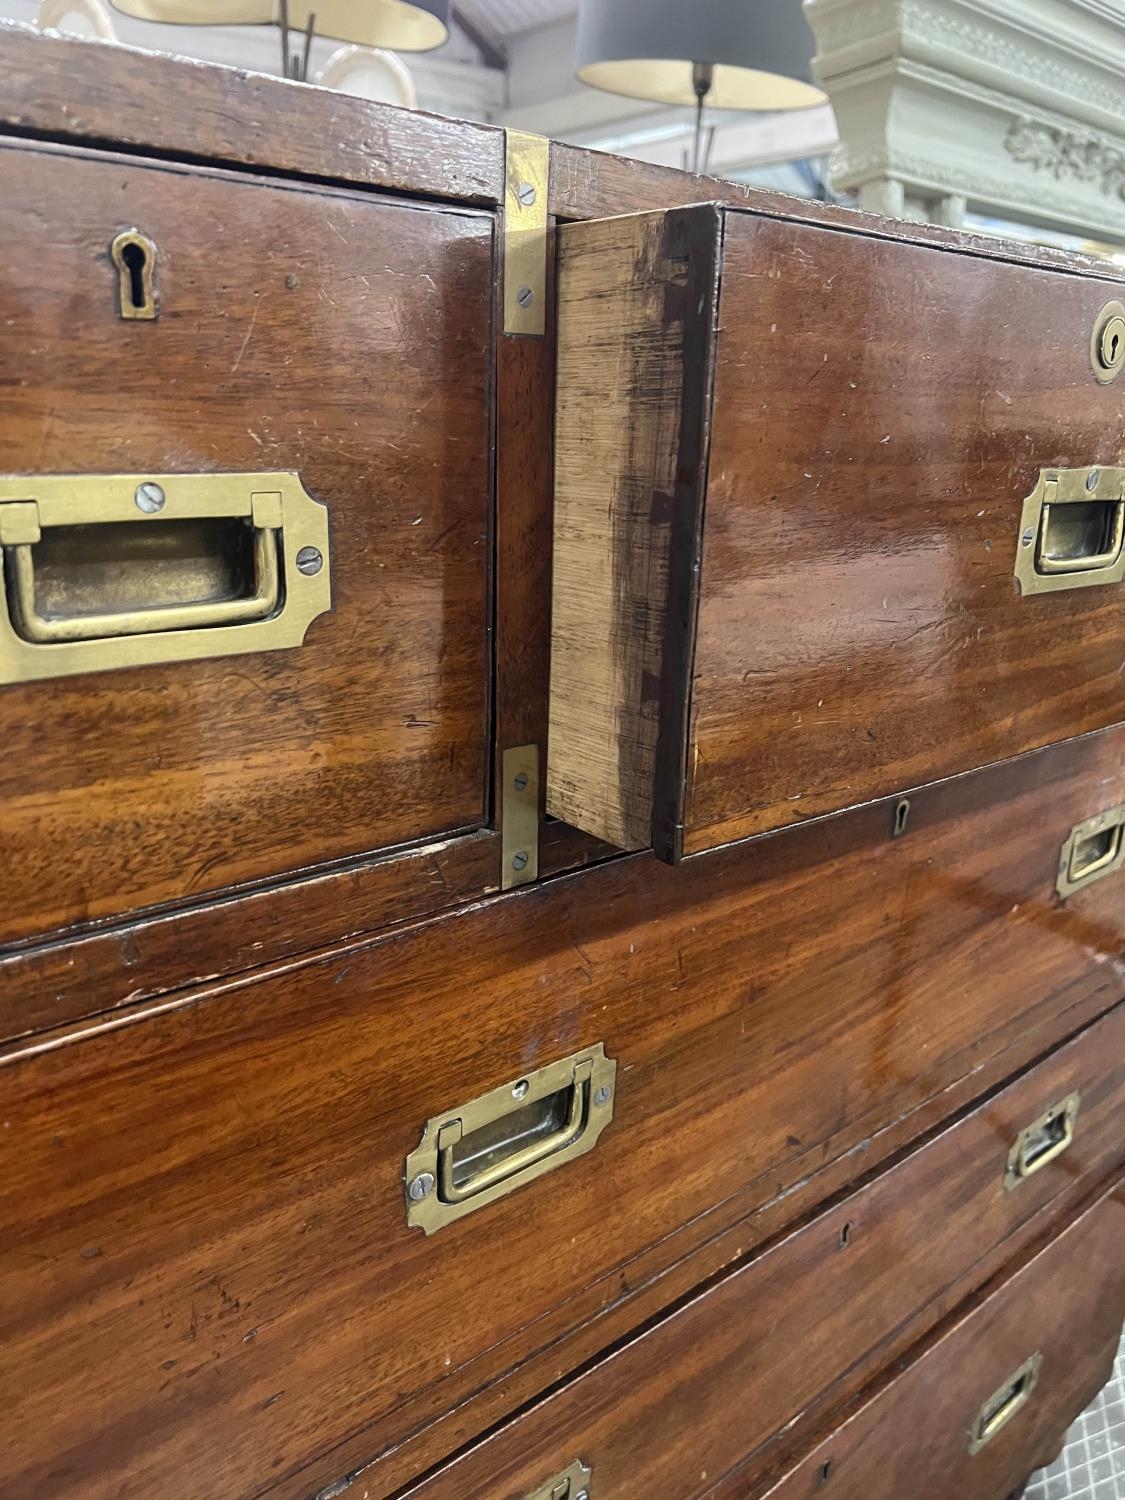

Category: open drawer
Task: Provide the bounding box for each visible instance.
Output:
[549,204,1125,859]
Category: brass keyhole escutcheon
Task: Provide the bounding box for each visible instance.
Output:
[111,229,157,320]
[1091,300,1125,383]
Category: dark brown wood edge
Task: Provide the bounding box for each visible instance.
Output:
[649,204,724,863]
[0,20,503,207]
[708,1170,1125,1500]
[0,720,1115,1047]
[3,21,1125,290]
[264,980,1124,1500]
[548,141,1125,283]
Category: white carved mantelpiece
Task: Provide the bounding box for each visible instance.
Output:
[805,0,1125,239]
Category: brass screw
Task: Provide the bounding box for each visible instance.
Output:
[512,851,530,872]
[1021,526,1035,547]
[595,1085,612,1107]
[296,546,324,576]
[517,285,535,309]
[516,181,537,207]
[407,1173,434,1202]
[135,482,166,514]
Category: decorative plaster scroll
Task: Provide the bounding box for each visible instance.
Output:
[1004,118,1125,200]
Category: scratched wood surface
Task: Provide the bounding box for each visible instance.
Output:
[682,208,1125,855]
[0,140,492,945]
[400,1034,1125,1500]
[551,203,1125,859]
[2,728,1124,1499]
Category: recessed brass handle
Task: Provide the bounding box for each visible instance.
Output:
[437,1068,587,1204]
[1014,466,1125,595]
[1003,1093,1080,1192]
[969,1353,1041,1454]
[0,472,331,684]
[405,1044,616,1235]
[7,507,281,643]
[1056,804,1125,898]
[524,1460,592,1500]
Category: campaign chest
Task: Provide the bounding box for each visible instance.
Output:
[0,21,1121,1500]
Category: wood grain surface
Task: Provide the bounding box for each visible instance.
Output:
[1,728,1124,1499]
[0,140,492,944]
[681,208,1125,854]
[736,1180,1124,1500]
[399,1030,1125,1500]
[548,212,697,848]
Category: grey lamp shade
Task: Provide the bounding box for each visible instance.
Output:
[109,0,451,50]
[576,0,825,110]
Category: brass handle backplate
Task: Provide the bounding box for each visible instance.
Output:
[1003,1093,1080,1192]
[1014,466,1125,595]
[0,472,331,684]
[524,1459,592,1500]
[404,1044,616,1235]
[1056,804,1125,898]
[969,1353,1041,1454]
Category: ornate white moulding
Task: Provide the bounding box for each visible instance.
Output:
[805,0,1125,240]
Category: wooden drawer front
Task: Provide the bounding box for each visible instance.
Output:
[744,1183,1124,1500]
[2,733,1124,1499]
[0,141,492,945]
[550,205,1125,860]
[388,1028,1125,1500]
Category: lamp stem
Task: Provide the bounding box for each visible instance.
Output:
[691,61,714,175]
[278,0,291,77]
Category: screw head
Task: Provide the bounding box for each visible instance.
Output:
[135,482,166,514]
[407,1172,435,1202]
[512,850,529,872]
[296,545,324,576]
[517,285,535,309]
[1086,470,1099,492]
[512,1079,530,1101]
[574,1491,589,1500]
[1021,526,1035,547]
[594,1084,612,1107]
[516,181,537,207]
[513,771,528,792]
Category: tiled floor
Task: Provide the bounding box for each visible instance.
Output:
[1025,1334,1125,1499]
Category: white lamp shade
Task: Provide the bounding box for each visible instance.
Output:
[109,0,451,50]
[576,0,825,111]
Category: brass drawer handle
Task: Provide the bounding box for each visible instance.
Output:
[524,1459,591,1500]
[1003,1093,1080,1192]
[1056,804,1125,898]
[0,472,331,683]
[1014,466,1125,595]
[7,504,281,642]
[969,1353,1041,1454]
[405,1045,616,1235]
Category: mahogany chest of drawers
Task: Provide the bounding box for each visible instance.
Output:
[0,20,1121,1500]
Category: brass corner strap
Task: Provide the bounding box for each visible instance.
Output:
[503,129,549,337]
[502,743,540,890]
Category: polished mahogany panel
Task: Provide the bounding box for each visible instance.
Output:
[398,1033,1125,1500]
[0,730,1123,1499]
[685,208,1125,854]
[0,141,492,945]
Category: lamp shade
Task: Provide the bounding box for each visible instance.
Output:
[576,0,825,111]
[110,0,450,50]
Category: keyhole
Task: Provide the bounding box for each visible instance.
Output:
[122,241,148,310]
[892,797,911,838]
[1111,332,1120,364]
[111,230,157,320]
